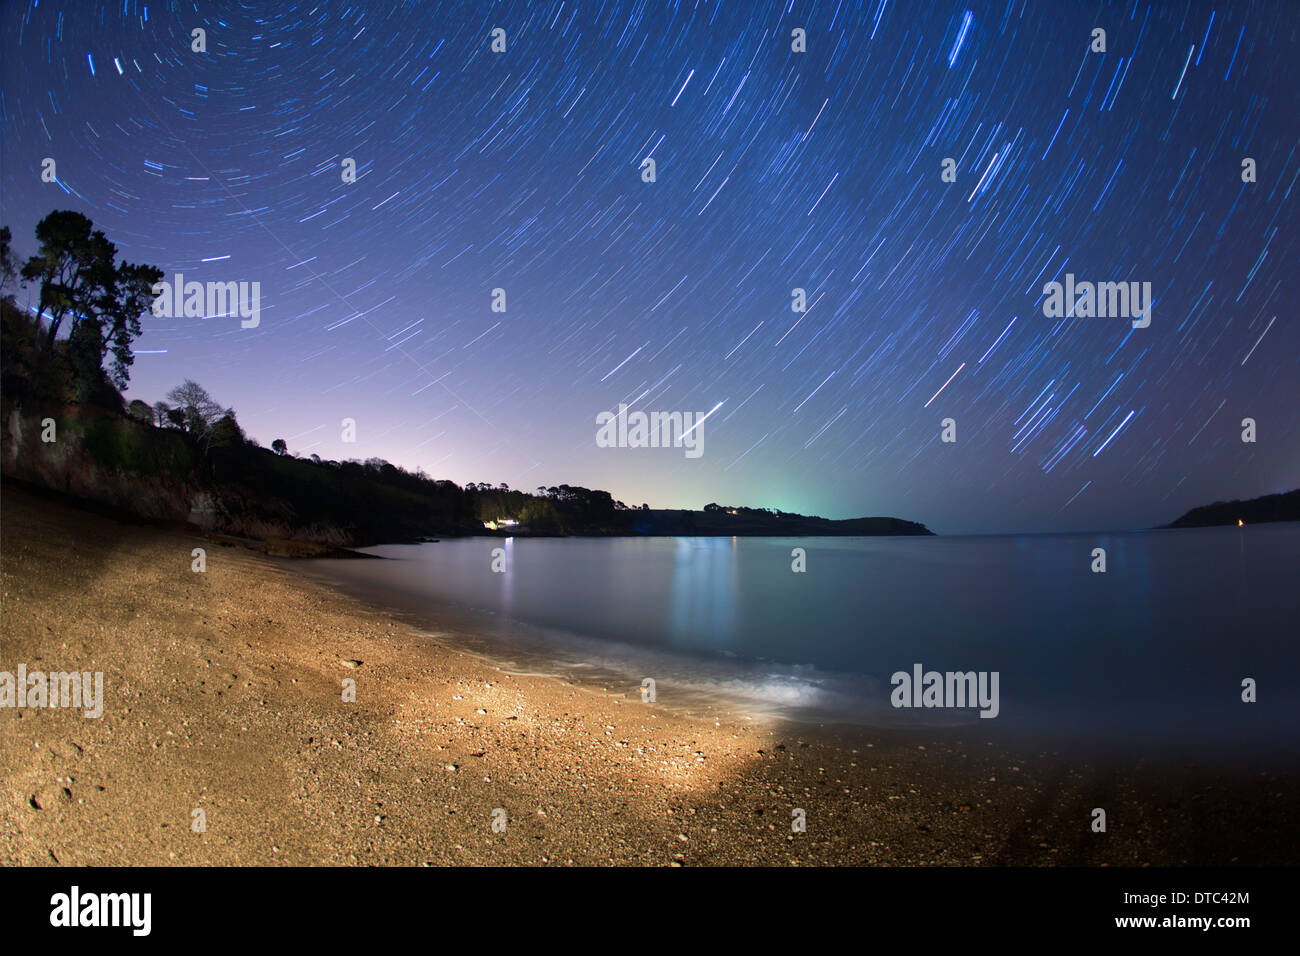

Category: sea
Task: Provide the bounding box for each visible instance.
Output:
[300,522,1300,760]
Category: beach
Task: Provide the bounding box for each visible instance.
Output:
[1,484,1295,866]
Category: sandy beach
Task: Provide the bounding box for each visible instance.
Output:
[1,483,1295,866]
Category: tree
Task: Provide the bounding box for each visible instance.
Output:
[520,497,562,532]
[208,411,245,449]
[0,226,19,300]
[128,399,154,423]
[152,401,173,427]
[99,259,161,389]
[165,380,236,458]
[272,438,288,456]
[166,380,225,435]
[20,212,95,344]
[19,211,162,389]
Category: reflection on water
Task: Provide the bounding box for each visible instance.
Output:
[669,537,739,651]
[302,523,1300,757]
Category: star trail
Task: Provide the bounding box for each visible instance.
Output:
[2,0,1295,533]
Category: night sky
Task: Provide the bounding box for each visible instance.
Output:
[2,0,1296,534]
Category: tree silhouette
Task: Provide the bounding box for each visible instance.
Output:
[19,210,162,389]
[166,380,226,436]
[0,226,18,298]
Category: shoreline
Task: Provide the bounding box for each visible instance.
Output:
[2,484,1297,866]
[287,556,1300,769]
[299,535,1299,769]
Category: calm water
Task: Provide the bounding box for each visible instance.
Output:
[301,524,1300,756]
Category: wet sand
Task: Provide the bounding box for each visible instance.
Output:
[1,484,1295,865]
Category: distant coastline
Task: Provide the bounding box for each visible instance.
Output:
[484,504,934,539]
[1160,488,1300,529]
[0,397,932,548]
